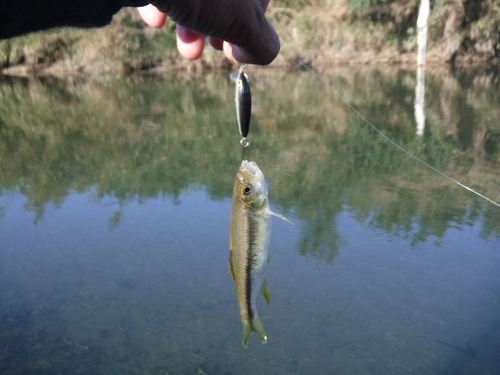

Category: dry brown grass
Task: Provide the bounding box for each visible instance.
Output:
[1,0,498,76]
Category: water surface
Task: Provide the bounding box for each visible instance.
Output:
[0,67,499,375]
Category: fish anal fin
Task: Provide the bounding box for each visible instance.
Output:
[260,278,271,304]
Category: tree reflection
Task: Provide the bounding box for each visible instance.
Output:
[0,68,499,264]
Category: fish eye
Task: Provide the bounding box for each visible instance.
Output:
[242,183,253,196]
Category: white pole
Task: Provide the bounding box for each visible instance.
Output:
[416,0,430,66]
[415,65,426,136]
[415,0,430,136]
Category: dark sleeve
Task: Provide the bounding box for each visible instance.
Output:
[0,0,151,39]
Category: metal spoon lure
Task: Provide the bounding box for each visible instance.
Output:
[230,65,251,150]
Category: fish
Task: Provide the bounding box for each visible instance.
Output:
[229,160,293,347]
[234,68,251,139]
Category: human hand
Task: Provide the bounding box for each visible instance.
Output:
[137,0,280,65]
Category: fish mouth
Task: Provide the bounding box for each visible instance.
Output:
[242,160,259,176]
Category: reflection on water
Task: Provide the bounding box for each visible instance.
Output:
[0,67,499,374]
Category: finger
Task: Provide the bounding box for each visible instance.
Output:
[226,20,280,65]
[152,0,280,65]
[208,37,224,51]
[176,25,206,60]
[232,0,279,64]
[222,42,237,64]
[137,4,167,28]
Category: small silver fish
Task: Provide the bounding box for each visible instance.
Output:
[234,68,251,139]
[229,160,293,347]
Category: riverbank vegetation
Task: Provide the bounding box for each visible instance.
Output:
[0,0,499,75]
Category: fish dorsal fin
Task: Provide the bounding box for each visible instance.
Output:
[267,209,294,225]
[228,251,236,280]
[260,278,271,304]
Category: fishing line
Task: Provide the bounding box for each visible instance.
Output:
[271,10,500,209]
[241,143,248,161]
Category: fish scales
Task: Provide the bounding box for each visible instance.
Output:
[229,160,292,347]
[234,204,270,320]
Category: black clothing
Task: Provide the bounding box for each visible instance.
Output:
[0,0,151,39]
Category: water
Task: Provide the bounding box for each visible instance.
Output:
[0,67,499,375]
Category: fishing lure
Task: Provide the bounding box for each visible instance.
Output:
[233,66,252,148]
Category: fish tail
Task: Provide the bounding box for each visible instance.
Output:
[242,317,268,347]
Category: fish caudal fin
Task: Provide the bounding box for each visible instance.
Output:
[242,317,267,348]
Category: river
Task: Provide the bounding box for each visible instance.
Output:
[0,66,499,374]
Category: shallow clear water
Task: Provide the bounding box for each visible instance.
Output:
[0,67,499,375]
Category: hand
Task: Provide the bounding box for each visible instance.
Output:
[137,0,280,65]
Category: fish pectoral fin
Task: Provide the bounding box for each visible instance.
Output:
[267,209,294,225]
[228,251,236,281]
[242,317,267,348]
[260,278,271,304]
